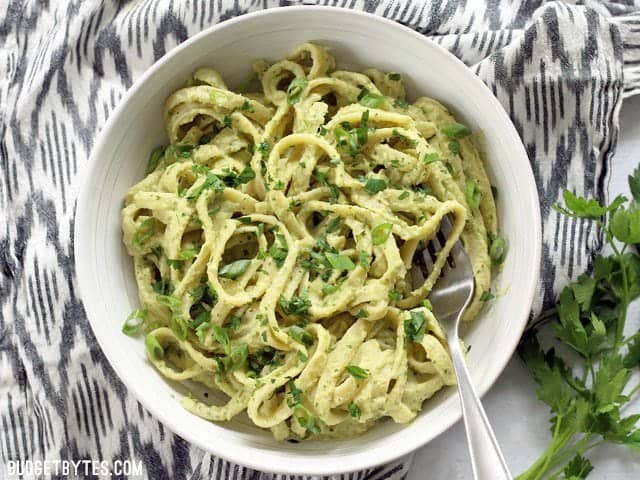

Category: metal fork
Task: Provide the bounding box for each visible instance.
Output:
[410,216,512,480]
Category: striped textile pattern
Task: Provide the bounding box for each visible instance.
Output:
[1,1,639,479]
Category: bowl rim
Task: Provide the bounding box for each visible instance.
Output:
[75,5,541,475]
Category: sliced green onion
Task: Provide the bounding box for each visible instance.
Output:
[122,309,147,336]
[145,334,164,360]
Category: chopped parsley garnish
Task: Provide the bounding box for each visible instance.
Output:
[326,216,341,234]
[240,100,254,113]
[364,177,387,195]
[269,233,288,268]
[223,115,232,128]
[133,218,156,247]
[348,402,362,419]
[318,126,328,136]
[322,284,338,294]
[399,191,410,200]
[441,122,472,140]
[178,247,198,260]
[333,110,371,156]
[325,252,355,270]
[279,294,311,316]
[186,172,226,200]
[448,140,461,155]
[218,259,251,279]
[423,152,440,165]
[388,290,402,302]
[288,325,314,346]
[404,310,427,343]
[286,77,308,104]
[423,299,433,311]
[480,290,495,302]
[388,72,402,81]
[257,140,270,159]
[393,98,409,109]
[166,258,184,269]
[358,87,384,108]
[371,223,393,246]
[346,365,370,380]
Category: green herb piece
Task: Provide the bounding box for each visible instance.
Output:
[218,259,251,279]
[146,146,165,174]
[287,381,303,408]
[257,140,270,159]
[223,115,232,128]
[389,290,402,302]
[286,77,308,104]
[325,252,355,270]
[269,234,288,268]
[318,126,328,136]
[388,72,402,81]
[364,177,387,195]
[213,325,230,350]
[357,87,384,108]
[171,316,189,340]
[157,294,182,312]
[133,218,156,247]
[404,310,426,343]
[237,216,252,225]
[356,309,369,318]
[448,140,460,155]
[399,191,410,200]
[279,294,311,316]
[553,191,626,219]
[423,152,440,165]
[288,325,314,346]
[122,309,147,336]
[195,321,210,343]
[240,100,254,113]
[322,284,338,294]
[489,235,508,265]
[441,123,472,140]
[393,98,409,109]
[186,172,226,200]
[465,179,482,209]
[178,247,198,260]
[166,258,183,269]
[326,216,341,234]
[346,365,370,380]
[348,402,362,419]
[371,223,393,246]
[423,299,433,311]
[480,290,495,302]
[145,334,164,360]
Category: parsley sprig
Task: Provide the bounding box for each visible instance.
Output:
[517,167,640,480]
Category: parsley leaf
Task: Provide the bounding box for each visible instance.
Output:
[346,365,370,380]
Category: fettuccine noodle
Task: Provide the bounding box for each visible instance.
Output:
[121,43,501,440]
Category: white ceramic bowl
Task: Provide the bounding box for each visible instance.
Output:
[75,6,541,476]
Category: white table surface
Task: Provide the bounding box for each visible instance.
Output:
[408,95,640,480]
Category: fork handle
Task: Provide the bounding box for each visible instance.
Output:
[449,338,513,480]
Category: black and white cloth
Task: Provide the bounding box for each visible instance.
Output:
[1,1,639,479]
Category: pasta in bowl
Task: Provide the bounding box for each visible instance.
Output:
[120,42,503,441]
